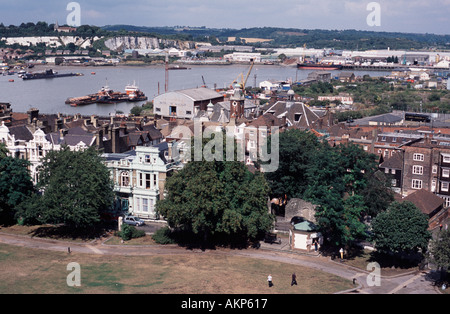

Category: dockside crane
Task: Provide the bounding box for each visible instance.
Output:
[201,75,207,88]
[230,58,255,92]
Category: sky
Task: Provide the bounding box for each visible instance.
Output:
[0,0,449,35]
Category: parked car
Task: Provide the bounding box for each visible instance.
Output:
[123,216,145,226]
[264,232,281,244]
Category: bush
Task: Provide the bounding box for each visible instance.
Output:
[151,226,176,244]
[118,223,145,241]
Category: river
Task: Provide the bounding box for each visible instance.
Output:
[0,64,391,116]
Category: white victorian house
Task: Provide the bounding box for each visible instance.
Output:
[104,144,180,219]
[0,122,56,183]
[0,121,96,183]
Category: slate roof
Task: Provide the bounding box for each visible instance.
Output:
[263,101,322,129]
[8,125,33,141]
[46,132,95,147]
[402,189,444,216]
[379,151,403,169]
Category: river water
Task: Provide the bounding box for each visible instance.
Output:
[0,64,390,116]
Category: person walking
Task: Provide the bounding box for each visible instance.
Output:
[267,274,273,287]
[291,273,297,286]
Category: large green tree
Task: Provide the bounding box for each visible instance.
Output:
[264,129,392,248]
[303,142,381,247]
[264,129,319,199]
[429,229,450,277]
[157,134,274,246]
[0,151,34,224]
[30,146,114,229]
[371,201,431,256]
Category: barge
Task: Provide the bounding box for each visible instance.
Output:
[21,69,83,80]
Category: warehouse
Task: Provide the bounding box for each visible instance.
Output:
[153,87,224,119]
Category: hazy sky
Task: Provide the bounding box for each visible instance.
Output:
[1,0,449,35]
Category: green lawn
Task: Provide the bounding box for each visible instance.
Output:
[0,242,354,294]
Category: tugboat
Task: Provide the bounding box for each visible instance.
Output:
[125,82,148,102]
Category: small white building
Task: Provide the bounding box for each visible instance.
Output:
[153,87,224,119]
[224,52,261,63]
[259,80,282,92]
[289,220,323,253]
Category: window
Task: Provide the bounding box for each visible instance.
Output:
[413,153,424,161]
[146,174,151,189]
[441,182,449,192]
[145,155,151,163]
[120,172,130,187]
[432,165,438,174]
[186,111,192,115]
[443,156,450,163]
[136,197,141,211]
[445,197,450,208]
[155,107,161,112]
[391,179,397,186]
[381,136,386,142]
[391,169,396,174]
[142,198,148,212]
[294,113,302,122]
[431,180,436,192]
[412,179,422,189]
[443,169,450,178]
[392,137,397,143]
[412,165,423,175]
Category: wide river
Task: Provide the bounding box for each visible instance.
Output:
[0,64,390,116]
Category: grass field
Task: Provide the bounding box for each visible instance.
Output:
[0,242,354,294]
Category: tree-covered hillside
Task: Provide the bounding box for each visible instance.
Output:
[103,25,450,50]
[2,22,450,51]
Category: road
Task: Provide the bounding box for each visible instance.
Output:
[0,228,442,294]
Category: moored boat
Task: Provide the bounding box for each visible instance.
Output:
[22,69,83,80]
[297,62,343,70]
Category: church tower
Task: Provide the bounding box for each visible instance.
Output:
[229,88,245,119]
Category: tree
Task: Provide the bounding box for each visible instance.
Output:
[360,171,394,217]
[157,134,274,247]
[371,201,431,256]
[264,129,319,199]
[0,155,34,224]
[34,146,114,229]
[429,229,450,278]
[304,143,378,247]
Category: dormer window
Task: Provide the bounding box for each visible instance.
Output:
[294,113,302,122]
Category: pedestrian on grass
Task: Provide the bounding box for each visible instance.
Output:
[291,273,297,286]
[267,274,273,287]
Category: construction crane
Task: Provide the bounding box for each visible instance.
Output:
[230,58,254,92]
[201,75,207,88]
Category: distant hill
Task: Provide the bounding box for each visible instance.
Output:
[102,25,450,50]
[2,22,450,51]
